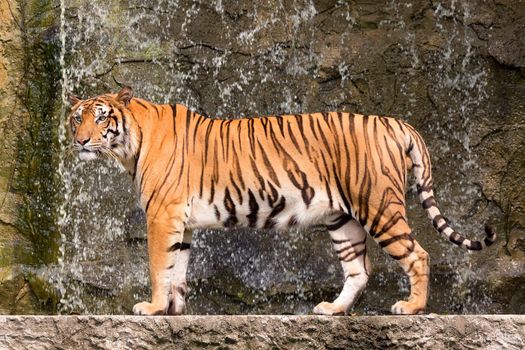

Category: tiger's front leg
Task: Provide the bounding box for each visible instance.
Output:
[133,214,185,316]
[167,229,192,315]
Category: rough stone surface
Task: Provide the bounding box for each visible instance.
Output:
[0,0,60,314]
[0,1,24,243]
[0,315,523,349]
[0,0,34,314]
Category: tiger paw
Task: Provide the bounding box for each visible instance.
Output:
[313,301,346,316]
[391,300,425,315]
[167,283,187,315]
[132,301,167,315]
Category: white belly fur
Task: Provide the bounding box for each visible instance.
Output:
[187,191,335,230]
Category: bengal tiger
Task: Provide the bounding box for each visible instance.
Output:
[67,86,495,316]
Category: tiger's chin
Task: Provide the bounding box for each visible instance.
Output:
[78,150,99,161]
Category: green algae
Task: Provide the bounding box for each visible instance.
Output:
[0,0,62,313]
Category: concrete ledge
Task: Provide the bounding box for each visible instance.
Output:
[0,315,523,349]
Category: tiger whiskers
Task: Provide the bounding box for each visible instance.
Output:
[62,145,77,158]
[100,147,124,167]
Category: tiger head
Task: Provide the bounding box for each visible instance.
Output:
[68,86,137,162]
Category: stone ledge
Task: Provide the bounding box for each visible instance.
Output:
[0,315,523,349]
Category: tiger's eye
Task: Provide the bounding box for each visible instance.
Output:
[74,114,82,123]
[98,115,107,122]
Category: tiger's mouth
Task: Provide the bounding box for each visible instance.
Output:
[78,148,99,161]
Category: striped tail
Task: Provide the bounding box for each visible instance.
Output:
[405,126,496,250]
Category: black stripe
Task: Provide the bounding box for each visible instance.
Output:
[335,239,365,254]
[335,245,354,254]
[421,196,437,209]
[103,127,120,138]
[209,180,215,205]
[168,243,180,252]
[167,242,191,252]
[326,214,351,231]
[247,190,259,228]
[432,215,445,229]
[332,166,352,216]
[417,184,432,194]
[203,119,215,164]
[223,188,238,227]
[134,99,149,109]
[232,143,245,190]
[378,233,413,248]
[145,190,156,212]
[468,241,482,250]
[372,211,405,238]
[249,156,266,193]
[257,139,280,187]
[332,238,352,244]
[437,222,450,233]
[406,140,414,155]
[357,154,372,226]
[301,186,315,207]
[121,112,127,135]
[263,196,286,229]
[132,128,143,182]
[389,251,412,260]
[340,248,366,262]
[153,104,161,119]
[449,232,465,245]
[267,181,279,207]
[388,241,415,260]
[192,113,205,151]
[324,178,333,209]
[185,109,192,154]
[286,120,301,150]
[230,173,243,205]
[214,205,221,221]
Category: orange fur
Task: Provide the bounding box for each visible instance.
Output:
[68,87,495,315]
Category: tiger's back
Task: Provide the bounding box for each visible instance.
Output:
[185,111,412,235]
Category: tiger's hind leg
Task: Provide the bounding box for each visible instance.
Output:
[167,229,192,315]
[372,217,429,315]
[313,214,371,315]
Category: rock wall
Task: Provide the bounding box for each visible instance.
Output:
[58,0,525,315]
[0,315,524,349]
[0,0,523,315]
[0,0,28,314]
[0,0,60,314]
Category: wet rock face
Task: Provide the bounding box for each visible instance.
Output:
[1,0,523,314]
[56,0,525,315]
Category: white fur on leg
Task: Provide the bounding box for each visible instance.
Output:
[314,217,371,315]
[168,247,191,315]
[313,271,369,315]
[133,266,171,315]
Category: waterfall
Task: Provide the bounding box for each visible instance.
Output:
[52,0,498,315]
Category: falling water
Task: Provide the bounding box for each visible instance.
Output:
[52,0,496,315]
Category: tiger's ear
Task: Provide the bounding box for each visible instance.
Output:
[116,86,133,107]
[68,93,81,107]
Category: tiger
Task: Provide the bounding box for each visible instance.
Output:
[67,86,496,316]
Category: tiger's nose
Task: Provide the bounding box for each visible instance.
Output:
[76,137,90,146]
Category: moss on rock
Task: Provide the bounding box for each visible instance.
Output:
[0,0,61,314]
